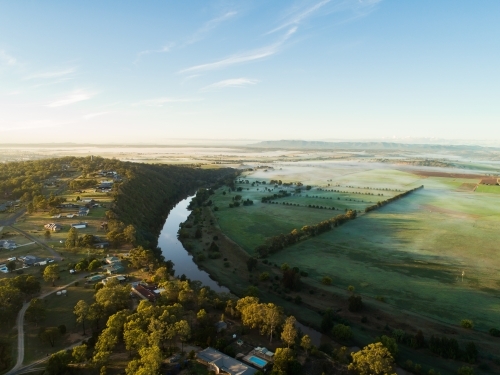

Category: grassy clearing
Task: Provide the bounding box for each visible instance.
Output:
[23,285,95,364]
[475,184,500,194]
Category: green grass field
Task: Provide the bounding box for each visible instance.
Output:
[212,165,500,332]
[23,285,95,363]
[475,184,500,194]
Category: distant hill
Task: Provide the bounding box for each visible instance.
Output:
[249,140,499,152]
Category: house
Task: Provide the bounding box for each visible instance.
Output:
[78,208,90,216]
[21,255,43,266]
[71,222,88,229]
[105,256,120,264]
[196,347,257,375]
[44,223,63,232]
[133,284,157,302]
[0,240,17,250]
[105,264,125,275]
[215,321,228,333]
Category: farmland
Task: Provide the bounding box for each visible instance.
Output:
[209,162,500,333]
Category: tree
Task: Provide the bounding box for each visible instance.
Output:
[332,324,352,341]
[281,316,297,348]
[44,349,71,375]
[6,261,15,273]
[300,335,312,356]
[71,344,87,363]
[246,257,257,272]
[44,230,51,240]
[377,335,398,358]
[27,202,35,214]
[39,327,60,347]
[321,309,335,333]
[273,348,301,375]
[88,259,101,271]
[0,284,24,326]
[348,342,396,375]
[260,303,283,343]
[321,276,332,285]
[457,367,474,375]
[95,284,130,315]
[460,319,474,329]
[348,295,363,312]
[43,264,59,286]
[74,300,90,335]
[175,320,191,352]
[65,227,79,248]
[123,224,136,244]
[25,298,46,326]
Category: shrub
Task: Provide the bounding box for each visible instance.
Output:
[259,272,269,281]
[489,328,500,337]
[348,295,363,312]
[457,366,474,375]
[321,276,332,285]
[460,319,474,329]
[332,324,352,341]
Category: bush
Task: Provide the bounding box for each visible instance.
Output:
[457,366,474,375]
[460,319,474,329]
[348,295,363,312]
[259,272,269,281]
[332,324,352,341]
[58,325,67,334]
[489,328,500,337]
[321,276,332,285]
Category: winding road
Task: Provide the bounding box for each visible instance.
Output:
[5,276,88,375]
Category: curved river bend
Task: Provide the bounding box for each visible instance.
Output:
[158,195,323,345]
[158,196,229,293]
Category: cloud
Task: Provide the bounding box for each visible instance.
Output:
[179,27,297,74]
[0,119,66,132]
[46,89,95,108]
[82,112,110,120]
[268,0,382,34]
[0,50,16,65]
[132,97,202,107]
[187,11,237,44]
[135,43,174,63]
[24,67,77,80]
[267,0,331,34]
[201,78,259,91]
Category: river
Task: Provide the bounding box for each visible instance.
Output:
[158,195,324,345]
[158,195,229,293]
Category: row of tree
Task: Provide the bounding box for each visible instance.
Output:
[364,185,424,213]
[255,210,358,257]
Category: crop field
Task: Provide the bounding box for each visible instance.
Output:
[212,162,500,331]
[475,184,500,194]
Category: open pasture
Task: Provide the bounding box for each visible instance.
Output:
[267,177,500,330]
[212,165,427,254]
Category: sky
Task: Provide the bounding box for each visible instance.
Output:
[1,0,499,144]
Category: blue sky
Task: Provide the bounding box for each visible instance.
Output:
[1,0,499,144]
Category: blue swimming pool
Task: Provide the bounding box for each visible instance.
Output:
[248,356,267,367]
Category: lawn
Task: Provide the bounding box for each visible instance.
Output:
[23,284,95,364]
[475,184,500,194]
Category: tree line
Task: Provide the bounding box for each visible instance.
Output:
[364,185,424,213]
[255,210,358,257]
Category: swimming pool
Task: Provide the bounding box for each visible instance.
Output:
[248,356,267,368]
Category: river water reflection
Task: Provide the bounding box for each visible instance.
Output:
[158,196,324,345]
[158,196,229,293]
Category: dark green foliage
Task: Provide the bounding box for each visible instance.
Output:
[321,309,335,333]
[0,341,12,371]
[365,185,424,212]
[348,295,363,312]
[489,328,500,337]
[246,257,258,272]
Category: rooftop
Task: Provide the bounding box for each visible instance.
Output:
[197,347,257,375]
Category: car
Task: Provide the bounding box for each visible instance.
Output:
[47,259,55,263]
[7,257,16,262]
[69,269,76,274]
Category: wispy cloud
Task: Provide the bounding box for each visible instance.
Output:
[179,27,297,74]
[0,50,16,65]
[82,112,110,120]
[46,89,95,108]
[187,11,237,44]
[201,78,259,91]
[24,67,77,80]
[135,43,174,63]
[132,97,202,107]
[268,0,382,34]
[268,0,331,34]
